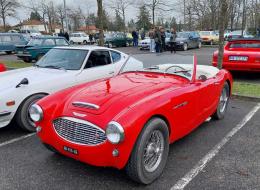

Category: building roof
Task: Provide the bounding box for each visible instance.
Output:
[78,25,98,31]
[22,20,45,26]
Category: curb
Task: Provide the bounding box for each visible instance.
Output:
[232,93,260,102]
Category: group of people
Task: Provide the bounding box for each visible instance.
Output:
[58,30,70,42]
[149,27,177,54]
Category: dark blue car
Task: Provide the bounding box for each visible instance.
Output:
[0,33,28,54]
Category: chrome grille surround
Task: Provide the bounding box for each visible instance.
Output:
[53,117,107,146]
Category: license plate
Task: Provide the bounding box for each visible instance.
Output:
[229,56,248,61]
[63,146,78,155]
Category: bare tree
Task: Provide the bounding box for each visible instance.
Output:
[56,4,65,32]
[97,0,104,46]
[0,0,20,31]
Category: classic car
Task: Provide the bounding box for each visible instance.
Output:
[31,55,232,184]
[227,30,254,40]
[16,36,69,63]
[0,63,6,72]
[212,39,260,72]
[139,37,151,50]
[0,33,28,54]
[0,46,143,132]
[199,31,219,45]
[105,33,132,48]
[168,32,202,51]
[69,32,89,44]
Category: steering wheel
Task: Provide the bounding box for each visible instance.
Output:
[165,65,191,76]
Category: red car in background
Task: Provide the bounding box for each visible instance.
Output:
[30,56,232,184]
[0,63,6,72]
[212,39,260,72]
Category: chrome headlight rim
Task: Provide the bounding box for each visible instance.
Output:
[106,121,125,144]
[29,104,43,122]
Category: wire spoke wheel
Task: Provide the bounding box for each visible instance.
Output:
[219,87,229,113]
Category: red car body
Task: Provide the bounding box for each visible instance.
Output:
[0,63,6,72]
[212,39,260,72]
[35,60,232,171]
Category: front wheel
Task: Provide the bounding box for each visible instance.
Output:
[183,43,188,51]
[212,82,230,120]
[198,42,202,49]
[16,94,46,132]
[126,118,169,184]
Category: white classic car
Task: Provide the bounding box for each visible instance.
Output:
[70,32,90,44]
[0,46,143,132]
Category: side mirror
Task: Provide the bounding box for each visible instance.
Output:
[16,78,29,88]
[198,75,207,82]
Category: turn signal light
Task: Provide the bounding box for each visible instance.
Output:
[6,101,15,106]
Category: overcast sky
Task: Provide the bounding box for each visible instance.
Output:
[8,0,181,26]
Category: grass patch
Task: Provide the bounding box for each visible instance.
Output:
[233,82,260,98]
[0,60,33,69]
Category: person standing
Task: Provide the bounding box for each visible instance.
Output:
[169,28,177,53]
[64,31,70,42]
[89,33,93,44]
[132,30,138,47]
[154,27,162,54]
[149,27,155,52]
[160,27,166,52]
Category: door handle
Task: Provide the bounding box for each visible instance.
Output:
[214,82,220,85]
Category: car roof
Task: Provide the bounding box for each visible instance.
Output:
[53,45,118,51]
[0,33,23,36]
[228,38,260,42]
[32,36,66,39]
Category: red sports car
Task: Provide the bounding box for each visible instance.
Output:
[30,56,232,184]
[212,39,260,72]
[0,63,6,72]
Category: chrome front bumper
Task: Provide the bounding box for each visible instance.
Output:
[0,111,13,128]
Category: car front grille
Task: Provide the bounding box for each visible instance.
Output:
[53,117,107,146]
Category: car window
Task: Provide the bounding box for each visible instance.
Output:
[43,39,55,46]
[230,42,260,48]
[11,35,22,42]
[111,51,121,63]
[56,39,69,46]
[74,34,81,37]
[1,35,12,42]
[85,51,112,69]
[28,39,43,46]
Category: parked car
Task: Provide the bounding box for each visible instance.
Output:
[31,56,232,184]
[199,31,219,45]
[212,38,260,72]
[20,29,42,40]
[0,33,28,54]
[16,36,69,63]
[227,30,254,40]
[70,32,89,44]
[139,37,150,50]
[0,63,6,72]
[105,33,132,48]
[171,31,202,51]
[0,46,143,132]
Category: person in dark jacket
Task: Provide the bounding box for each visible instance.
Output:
[160,27,166,52]
[132,30,139,47]
[64,31,69,42]
[154,27,162,53]
[169,28,177,53]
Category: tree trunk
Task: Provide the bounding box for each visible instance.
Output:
[2,16,6,31]
[218,0,229,69]
[97,0,104,46]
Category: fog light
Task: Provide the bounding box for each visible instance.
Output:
[36,126,42,133]
[112,149,119,157]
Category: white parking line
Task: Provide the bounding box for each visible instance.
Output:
[171,103,260,190]
[0,133,35,148]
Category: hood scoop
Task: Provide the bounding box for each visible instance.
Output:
[72,102,100,110]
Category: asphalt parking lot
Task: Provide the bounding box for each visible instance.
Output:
[0,99,259,190]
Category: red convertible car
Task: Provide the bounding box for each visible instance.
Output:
[30,56,232,184]
[0,63,6,72]
[212,39,260,72]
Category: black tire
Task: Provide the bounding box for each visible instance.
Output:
[16,94,46,132]
[43,143,59,154]
[198,42,202,49]
[36,54,44,61]
[210,40,214,45]
[5,51,12,55]
[212,82,230,120]
[70,40,74,44]
[183,43,188,51]
[83,40,87,45]
[23,57,32,63]
[126,118,169,184]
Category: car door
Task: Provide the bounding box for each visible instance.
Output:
[41,38,56,54]
[76,50,116,84]
[1,35,13,51]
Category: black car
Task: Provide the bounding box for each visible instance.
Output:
[169,31,202,51]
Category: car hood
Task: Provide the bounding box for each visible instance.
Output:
[141,39,150,43]
[176,37,188,42]
[0,67,76,91]
[65,72,188,116]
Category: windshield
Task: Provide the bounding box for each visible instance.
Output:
[28,39,43,46]
[200,31,211,36]
[35,49,88,70]
[177,32,189,38]
[120,54,195,81]
[230,42,260,48]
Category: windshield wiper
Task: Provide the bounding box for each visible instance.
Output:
[42,65,67,71]
[145,66,160,70]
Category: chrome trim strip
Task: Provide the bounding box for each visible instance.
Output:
[53,117,106,146]
[173,101,188,109]
[72,102,100,110]
[0,112,11,117]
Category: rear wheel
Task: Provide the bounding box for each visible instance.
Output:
[126,118,169,184]
[5,51,12,55]
[16,94,46,132]
[83,40,87,45]
[212,82,230,120]
[198,42,202,49]
[23,57,32,63]
[70,40,74,44]
[183,43,188,51]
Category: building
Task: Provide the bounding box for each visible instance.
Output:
[20,19,48,33]
[77,25,99,34]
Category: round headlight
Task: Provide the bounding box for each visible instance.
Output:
[106,121,124,144]
[29,104,43,122]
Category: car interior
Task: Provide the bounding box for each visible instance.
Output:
[85,51,112,68]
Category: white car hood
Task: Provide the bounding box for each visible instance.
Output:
[0,67,77,91]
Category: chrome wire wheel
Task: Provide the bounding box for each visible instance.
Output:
[143,130,164,173]
[219,87,229,113]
